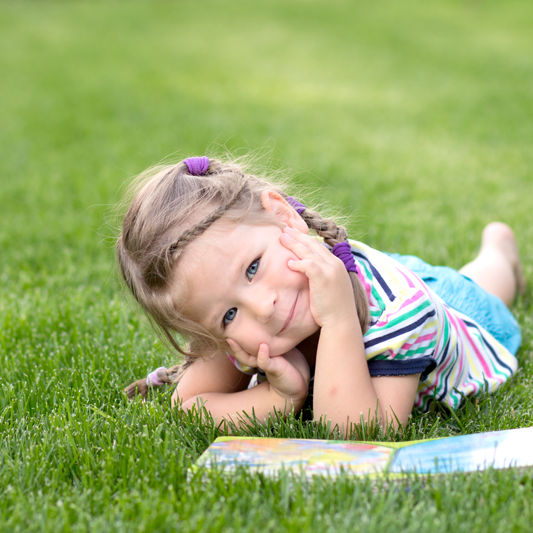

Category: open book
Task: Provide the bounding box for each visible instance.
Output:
[193,426,533,477]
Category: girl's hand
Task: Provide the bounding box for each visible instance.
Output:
[226,339,310,403]
[280,227,357,328]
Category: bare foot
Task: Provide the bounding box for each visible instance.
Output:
[481,222,526,296]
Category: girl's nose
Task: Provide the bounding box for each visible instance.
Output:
[245,288,275,323]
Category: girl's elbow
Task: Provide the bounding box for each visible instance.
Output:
[171,389,197,411]
[176,396,199,411]
[177,394,214,417]
[312,407,390,435]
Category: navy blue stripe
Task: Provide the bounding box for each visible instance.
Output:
[368,357,436,377]
[482,337,513,374]
[462,318,514,374]
[436,338,453,401]
[353,251,395,302]
[364,309,437,349]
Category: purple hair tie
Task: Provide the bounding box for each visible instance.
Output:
[184,156,210,176]
[146,367,167,387]
[332,241,358,274]
[286,197,357,274]
[286,196,306,215]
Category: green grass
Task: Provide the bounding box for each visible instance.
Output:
[1,0,532,531]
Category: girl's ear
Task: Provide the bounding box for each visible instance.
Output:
[260,190,309,233]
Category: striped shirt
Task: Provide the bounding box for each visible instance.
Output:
[227,240,518,410]
[352,240,517,410]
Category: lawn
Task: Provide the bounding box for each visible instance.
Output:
[1,0,532,531]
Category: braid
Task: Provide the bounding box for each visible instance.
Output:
[123,360,193,400]
[168,186,245,256]
[120,156,373,403]
[148,184,249,288]
[300,209,347,246]
[300,206,370,332]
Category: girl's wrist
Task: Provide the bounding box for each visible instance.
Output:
[319,306,359,331]
[317,314,365,365]
[267,383,307,413]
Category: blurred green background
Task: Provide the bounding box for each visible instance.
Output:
[1,1,532,531]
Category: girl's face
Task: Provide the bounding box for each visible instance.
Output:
[173,191,319,357]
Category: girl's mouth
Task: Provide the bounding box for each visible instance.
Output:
[279,293,298,334]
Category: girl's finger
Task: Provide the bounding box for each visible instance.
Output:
[287,257,308,272]
[279,229,317,258]
[226,338,257,367]
[280,227,331,259]
[256,343,270,370]
[257,343,285,377]
[287,258,325,279]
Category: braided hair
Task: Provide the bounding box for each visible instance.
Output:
[293,204,369,333]
[117,157,369,397]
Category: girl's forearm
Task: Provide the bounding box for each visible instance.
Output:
[180,382,306,429]
[313,319,385,432]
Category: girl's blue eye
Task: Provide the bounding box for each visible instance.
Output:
[246,258,260,280]
[222,258,259,328]
[223,307,237,327]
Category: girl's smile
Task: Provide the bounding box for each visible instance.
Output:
[172,217,320,358]
[120,156,524,434]
[279,292,298,334]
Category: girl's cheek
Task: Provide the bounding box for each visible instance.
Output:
[237,329,258,355]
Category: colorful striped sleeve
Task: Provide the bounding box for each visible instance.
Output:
[364,286,438,378]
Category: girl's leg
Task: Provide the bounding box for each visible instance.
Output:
[459,222,525,307]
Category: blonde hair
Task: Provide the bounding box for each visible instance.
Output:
[117,157,369,394]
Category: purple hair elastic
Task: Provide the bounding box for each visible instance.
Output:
[184,156,210,176]
[331,241,358,274]
[286,196,306,215]
[146,367,167,387]
[286,197,357,274]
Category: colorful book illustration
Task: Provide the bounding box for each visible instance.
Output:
[194,426,533,476]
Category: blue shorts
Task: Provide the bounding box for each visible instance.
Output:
[389,253,522,355]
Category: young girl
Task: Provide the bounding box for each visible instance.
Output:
[118,156,524,432]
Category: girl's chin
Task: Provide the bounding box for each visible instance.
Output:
[269,350,287,358]
[269,342,300,357]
